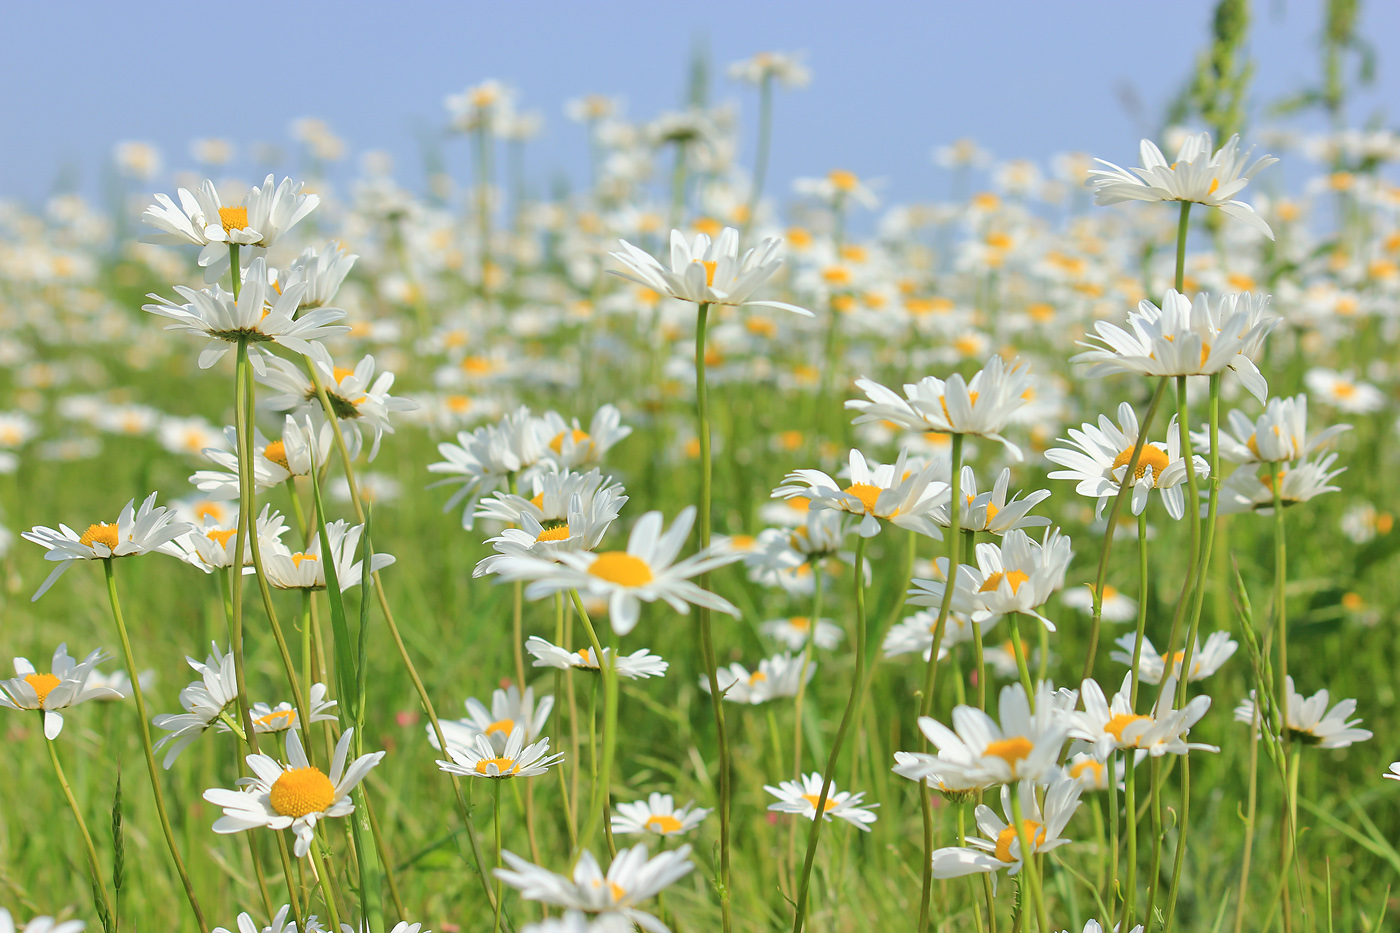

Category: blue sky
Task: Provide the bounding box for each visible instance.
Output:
[3,1,1396,207]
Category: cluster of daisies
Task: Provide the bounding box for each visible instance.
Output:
[2,42,1399,933]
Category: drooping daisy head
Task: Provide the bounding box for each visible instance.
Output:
[0,644,124,739]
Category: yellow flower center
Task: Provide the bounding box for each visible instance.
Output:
[269,767,336,817]
[788,616,811,631]
[828,169,859,192]
[535,524,571,543]
[332,366,355,383]
[207,528,237,548]
[748,671,768,686]
[645,814,684,834]
[475,756,521,775]
[995,820,1046,862]
[843,483,883,514]
[577,648,596,666]
[588,552,653,587]
[264,439,291,471]
[983,735,1034,767]
[938,391,979,422]
[549,429,591,454]
[1104,713,1150,743]
[219,206,249,233]
[79,522,120,550]
[1207,177,1220,195]
[695,260,718,287]
[801,793,841,812]
[1070,759,1105,783]
[485,718,515,736]
[25,673,61,706]
[978,570,1030,594]
[254,709,297,730]
[1112,445,1170,482]
[292,553,318,568]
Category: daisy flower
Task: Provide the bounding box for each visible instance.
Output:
[213,903,319,933]
[235,682,340,736]
[909,682,1070,787]
[1385,762,1400,782]
[23,492,192,600]
[1071,674,1215,760]
[284,241,357,309]
[0,644,123,739]
[881,609,982,663]
[892,748,990,796]
[257,345,417,460]
[700,653,814,704]
[142,258,350,371]
[1061,753,1128,793]
[1200,394,1351,464]
[1046,403,1207,520]
[773,448,947,538]
[612,793,712,837]
[933,466,1051,535]
[430,684,555,754]
[0,910,86,933]
[727,51,811,88]
[909,527,1074,631]
[793,170,880,209]
[436,725,563,780]
[489,507,740,635]
[262,520,395,591]
[1304,369,1387,414]
[1215,454,1344,514]
[608,227,812,315]
[743,511,857,594]
[538,405,633,470]
[759,616,843,650]
[1072,290,1278,402]
[1109,632,1238,684]
[930,777,1081,880]
[141,174,321,281]
[203,727,384,857]
[1235,676,1373,748]
[172,505,290,573]
[495,843,694,931]
[847,356,1035,459]
[764,773,879,831]
[429,406,550,530]
[473,469,627,573]
[519,912,632,933]
[1087,132,1277,237]
[1062,584,1137,623]
[526,637,669,680]
[153,643,238,768]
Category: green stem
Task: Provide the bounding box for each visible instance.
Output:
[1174,201,1192,293]
[1272,460,1288,721]
[45,734,115,925]
[571,590,617,862]
[103,560,209,933]
[786,563,823,889]
[1129,512,1150,707]
[1010,788,1049,933]
[1007,615,1036,708]
[693,301,733,933]
[1143,758,1165,926]
[494,781,505,933]
[1120,753,1138,930]
[743,74,774,238]
[791,535,869,933]
[1106,752,1121,921]
[920,434,965,933]
[309,837,343,933]
[1082,378,1169,681]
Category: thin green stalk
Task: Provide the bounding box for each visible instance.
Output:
[1105,752,1121,921]
[791,534,869,933]
[1271,460,1288,720]
[103,560,209,933]
[919,433,965,933]
[693,300,733,932]
[786,562,823,890]
[309,837,343,933]
[507,473,526,690]
[1127,511,1150,706]
[1143,758,1165,927]
[1154,376,1203,695]
[972,620,987,711]
[229,339,263,757]
[1233,700,1262,933]
[305,363,502,920]
[1007,615,1036,708]
[571,590,617,861]
[494,782,505,933]
[1174,202,1192,292]
[45,735,115,927]
[1010,788,1049,933]
[1082,377,1169,680]
[1120,753,1139,930]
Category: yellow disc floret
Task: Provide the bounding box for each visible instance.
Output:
[218,206,249,233]
[79,522,120,550]
[588,552,654,587]
[25,672,62,706]
[1112,445,1170,483]
[269,767,336,818]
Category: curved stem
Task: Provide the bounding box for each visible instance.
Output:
[45,735,114,924]
[493,781,505,933]
[791,535,869,933]
[1007,614,1036,708]
[103,560,209,933]
[1128,512,1150,707]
